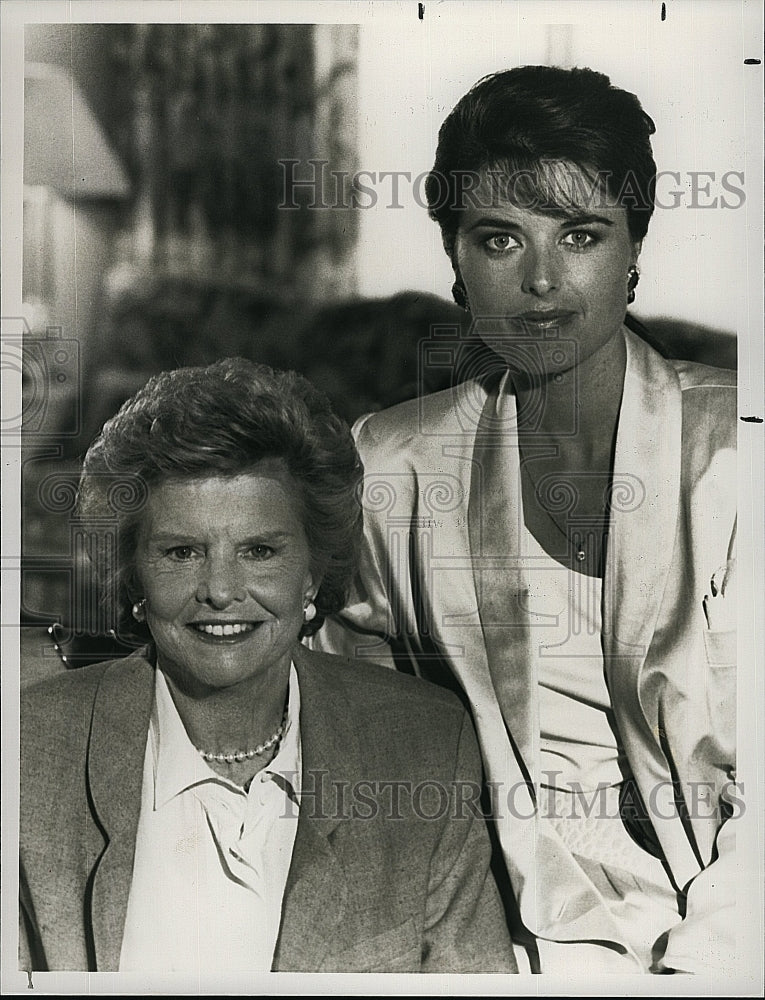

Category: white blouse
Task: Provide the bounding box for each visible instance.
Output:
[519,525,624,791]
[119,665,301,974]
[519,526,683,974]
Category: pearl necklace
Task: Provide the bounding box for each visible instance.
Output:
[197,709,287,765]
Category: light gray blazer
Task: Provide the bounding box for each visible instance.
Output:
[20,643,516,973]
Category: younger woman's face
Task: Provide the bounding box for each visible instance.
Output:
[453,164,641,378]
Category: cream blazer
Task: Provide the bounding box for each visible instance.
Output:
[316,328,738,971]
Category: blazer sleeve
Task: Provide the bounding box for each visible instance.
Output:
[660,538,738,975]
[19,861,45,972]
[420,710,518,973]
[660,811,737,974]
[659,485,738,973]
[311,562,398,670]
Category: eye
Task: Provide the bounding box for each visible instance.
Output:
[245,544,275,560]
[561,229,598,249]
[166,545,198,562]
[484,233,521,253]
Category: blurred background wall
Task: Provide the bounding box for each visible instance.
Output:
[13,4,755,679]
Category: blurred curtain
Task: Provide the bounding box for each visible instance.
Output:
[20,23,362,664]
[106,23,359,300]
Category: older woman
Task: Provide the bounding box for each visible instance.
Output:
[315,66,737,974]
[19,358,516,975]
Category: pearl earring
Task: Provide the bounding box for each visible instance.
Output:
[303,601,317,623]
[132,599,146,622]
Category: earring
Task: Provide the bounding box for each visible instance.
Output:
[132,599,146,622]
[451,281,470,312]
[627,265,640,304]
[303,601,317,623]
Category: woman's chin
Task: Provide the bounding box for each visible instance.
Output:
[155,623,296,696]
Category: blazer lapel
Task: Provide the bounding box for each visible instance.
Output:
[87,651,155,971]
[604,330,705,887]
[603,333,684,791]
[464,365,646,960]
[467,373,539,776]
[466,331,685,780]
[603,329,682,680]
[272,645,350,971]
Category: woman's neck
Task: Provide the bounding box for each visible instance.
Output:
[158,654,292,759]
[511,331,627,578]
[512,328,627,464]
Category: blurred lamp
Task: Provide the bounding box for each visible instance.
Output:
[24,62,130,199]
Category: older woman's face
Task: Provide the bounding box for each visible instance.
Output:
[134,464,316,695]
[453,165,641,377]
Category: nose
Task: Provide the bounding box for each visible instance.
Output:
[196,555,247,608]
[521,244,559,297]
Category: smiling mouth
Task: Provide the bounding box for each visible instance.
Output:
[189,622,261,637]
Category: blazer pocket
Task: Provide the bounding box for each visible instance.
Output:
[702,629,736,761]
[702,628,736,668]
[320,917,420,973]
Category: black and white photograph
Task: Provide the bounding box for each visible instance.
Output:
[1,0,763,994]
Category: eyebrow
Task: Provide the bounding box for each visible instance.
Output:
[464,213,615,233]
[147,531,295,545]
[560,213,615,227]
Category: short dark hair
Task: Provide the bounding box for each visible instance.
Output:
[425,65,657,258]
[77,358,363,640]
